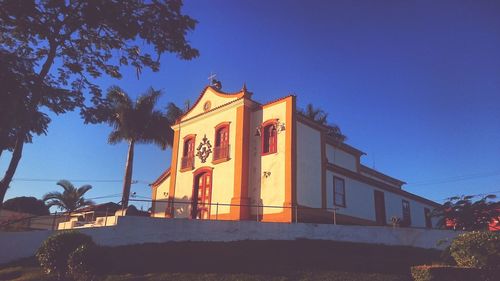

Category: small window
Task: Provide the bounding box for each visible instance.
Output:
[402,200,411,226]
[262,121,277,155]
[424,208,432,228]
[213,123,230,162]
[333,177,346,207]
[181,135,195,171]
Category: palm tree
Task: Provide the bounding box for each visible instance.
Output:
[43,180,94,213]
[298,103,346,142]
[104,86,183,208]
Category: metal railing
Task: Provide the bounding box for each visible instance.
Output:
[129,198,340,225]
[0,210,66,231]
[213,145,230,161]
[180,155,194,170]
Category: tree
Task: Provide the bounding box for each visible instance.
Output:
[298,103,346,142]
[2,196,50,215]
[100,86,183,208]
[432,194,500,231]
[0,0,199,206]
[43,180,94,213]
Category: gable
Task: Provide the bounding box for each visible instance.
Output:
[180,86,248,122]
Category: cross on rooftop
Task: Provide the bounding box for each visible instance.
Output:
[208,73,216,85]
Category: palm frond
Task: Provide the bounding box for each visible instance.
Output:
[165,102,184,124]
[56,179,75,192]
[42,192,64,202]
[136,88,161,118]
[137,111,171,148]
[45,200,67,211]
[108,130,126,144]
[77,185,93,197]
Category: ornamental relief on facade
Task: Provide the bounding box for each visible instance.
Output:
[196,135,212,163]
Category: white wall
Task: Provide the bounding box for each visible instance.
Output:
[326,171,376,221]
[326,144,358,171]
[326,170,439,227]
[0,216,462,265]
[296,121,322,208]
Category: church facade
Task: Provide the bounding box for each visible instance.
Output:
[150,85,440,227]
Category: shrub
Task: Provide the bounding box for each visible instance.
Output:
[449,231,500,269]
[411,265,500,281]
[36,231,94,278]
[439,246,456,265]
[68,244,104,281]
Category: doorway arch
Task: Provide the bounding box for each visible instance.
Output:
[191,167,213,219]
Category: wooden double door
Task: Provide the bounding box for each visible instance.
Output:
[191,170,212,219]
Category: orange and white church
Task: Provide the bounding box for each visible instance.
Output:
[150,84,440,227]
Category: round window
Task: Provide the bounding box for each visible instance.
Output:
[203,101,211,111]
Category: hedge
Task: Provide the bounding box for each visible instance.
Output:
[411,265,500,281]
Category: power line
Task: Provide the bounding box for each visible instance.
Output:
[407,170,500,187]
[12,178,151,184]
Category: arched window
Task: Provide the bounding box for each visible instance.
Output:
[181,135,195,171]
[262,120,277,155]
[213,122,230,163]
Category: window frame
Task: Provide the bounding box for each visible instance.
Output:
[212,122,231,164]
[180,134,196,172]
[402,199,411,226]
[261,119,278,156]
[333,176,346,207]
[424,207,432,228]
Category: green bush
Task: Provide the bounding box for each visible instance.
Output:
[36,231,94,278]
[449,231,500,269]
[411,265,500,281]
[68,244,104,281]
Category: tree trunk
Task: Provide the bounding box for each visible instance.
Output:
[121,140,135,209]
[0,137,24,208]
[0,41,57,206]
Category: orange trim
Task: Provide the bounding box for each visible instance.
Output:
[191,167,214,220]
[283,95,296,222]
[168,129,181,218]
[260,119,278,156]
[260,209,293,222]
[212,122,231,164]
[326,163,441,208]
[180,134,196,172]
[151,184,157,216]
[177,86,250,124]
[150,168,171,187]
[321,131,326,208]
[230,105,251,220]
[259,95,295,110]
[183,134,197,140]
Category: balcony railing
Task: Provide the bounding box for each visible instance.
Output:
[181,155,194,170]
[213,145,230,161]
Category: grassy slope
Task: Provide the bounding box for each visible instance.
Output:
[0,240,441,281]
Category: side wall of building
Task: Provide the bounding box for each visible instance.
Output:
[151,177,170,218]
[295,121,439,228]
[296,120,323,208]
[248,99,289,217]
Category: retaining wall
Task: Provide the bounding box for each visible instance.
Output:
[0,216,462,265]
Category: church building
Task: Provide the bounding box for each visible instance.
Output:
[150,85,440,227]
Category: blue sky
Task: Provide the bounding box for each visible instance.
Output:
[2,0,500,210]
